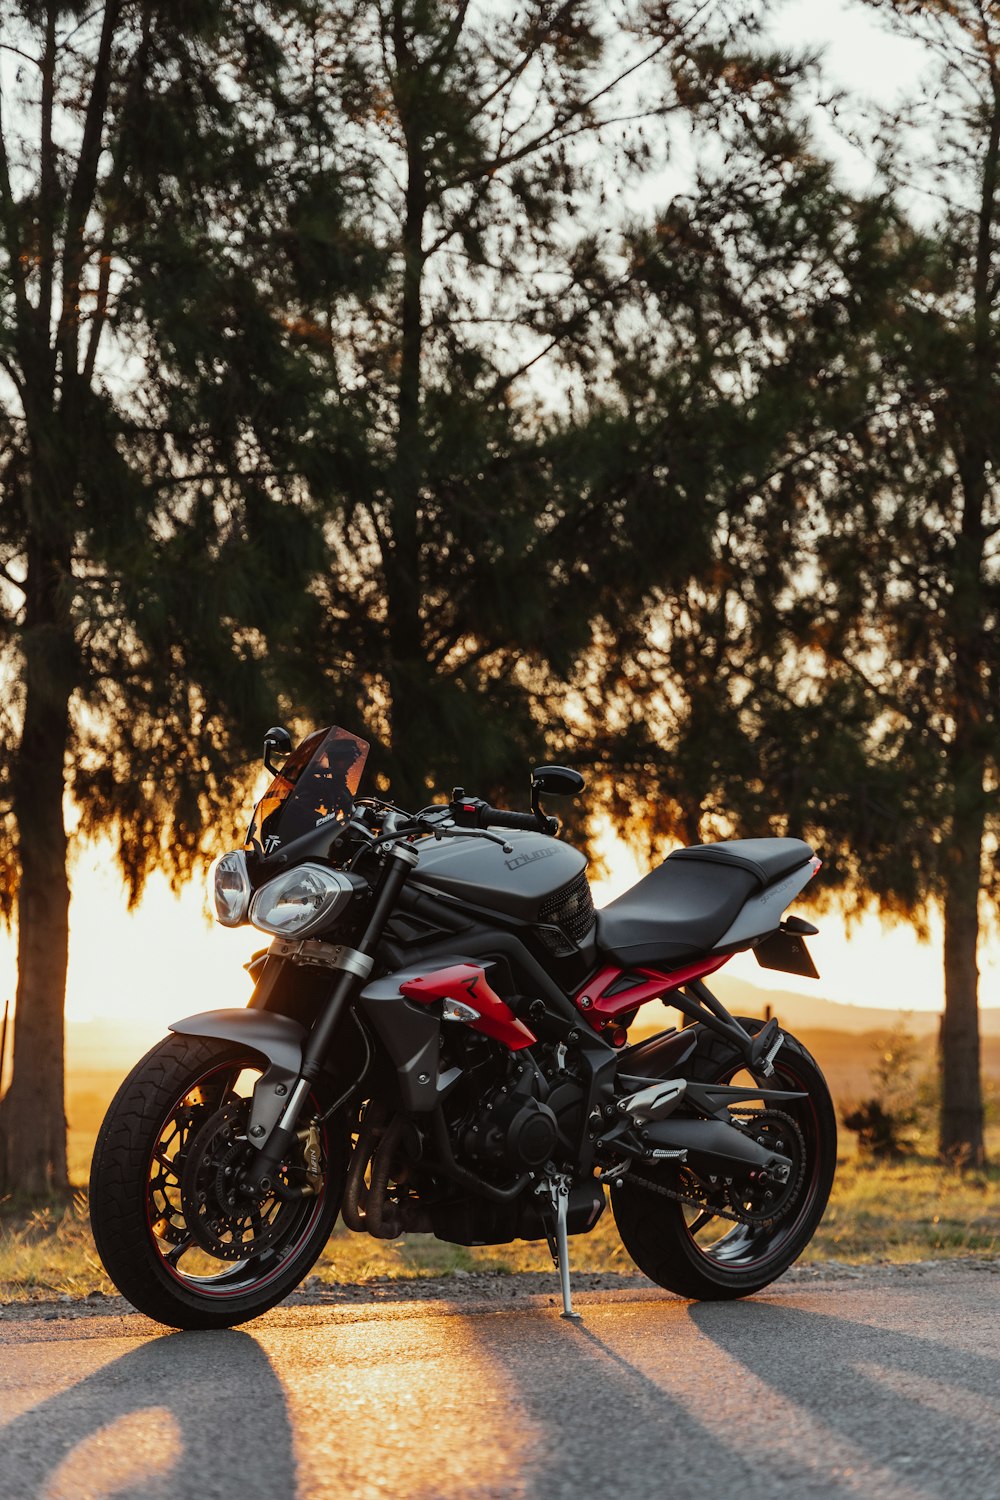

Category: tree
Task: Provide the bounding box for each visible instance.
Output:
[566,1,1000,1169]
[0,0,376,1195]
[554,98,925,858]
[843,1021,928,1160]
[253,0,806,808]
[784,0,1000,1165]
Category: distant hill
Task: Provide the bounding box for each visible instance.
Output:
[65,981,1000,1077]
[709,975,1000,1037]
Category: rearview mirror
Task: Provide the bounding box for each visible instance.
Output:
[531,765,585,798]
[263,725,292,776]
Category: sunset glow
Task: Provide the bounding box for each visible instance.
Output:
[1,825,996,1047]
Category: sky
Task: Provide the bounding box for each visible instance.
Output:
[2,0,996,1033]
[773,0,928,104]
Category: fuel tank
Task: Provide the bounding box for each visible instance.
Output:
[410,830,588,923]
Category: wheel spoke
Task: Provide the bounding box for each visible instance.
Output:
[141,1058,328,1295]
[687,1209,716,1236]
[164,1235,195,1267]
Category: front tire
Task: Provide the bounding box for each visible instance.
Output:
[613,1017,836,1300]
[90,1034,348,1329]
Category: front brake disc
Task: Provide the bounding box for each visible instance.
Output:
[179,1100,287,1260]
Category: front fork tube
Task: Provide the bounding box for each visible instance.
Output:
[242,843,419,1194]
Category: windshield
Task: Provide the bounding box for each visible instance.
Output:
[244,725,370,857]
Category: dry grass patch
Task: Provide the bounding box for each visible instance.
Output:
[808,1155,1000,1261]
[0,1195,116,1302]
[3,1152,999,1302]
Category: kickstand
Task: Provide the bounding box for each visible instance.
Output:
[545,1177,581,1322]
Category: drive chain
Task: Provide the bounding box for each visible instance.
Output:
[624,1109,807,1228]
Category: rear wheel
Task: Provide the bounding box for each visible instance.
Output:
[612,1017,836,1300]
[90,1034,348,1329]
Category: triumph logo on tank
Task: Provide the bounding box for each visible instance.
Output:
[505,846,558,872]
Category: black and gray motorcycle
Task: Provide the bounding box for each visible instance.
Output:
[90,724,836,1328]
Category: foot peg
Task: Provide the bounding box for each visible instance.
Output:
[749,1017,784,1076]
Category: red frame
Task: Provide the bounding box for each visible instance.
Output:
[572,952,733,1028]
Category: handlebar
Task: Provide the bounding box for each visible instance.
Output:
[450,792,557,836]
[484,806,558,835]
[360,794,559,853]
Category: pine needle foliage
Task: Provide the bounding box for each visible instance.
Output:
[0,0,381,1192]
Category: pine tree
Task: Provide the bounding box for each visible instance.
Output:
[577,0,1000,1166]
[257,0,804,808]
[786,0,1000,1165]
[560,107,925,853]
[0,0,376,1195]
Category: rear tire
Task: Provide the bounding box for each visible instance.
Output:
[90,1033,348,1329]
[612,1017,836,1300]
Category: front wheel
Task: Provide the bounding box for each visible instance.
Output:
[612,1018,836,1300]
[90,1033,348,1329]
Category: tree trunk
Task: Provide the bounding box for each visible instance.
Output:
[0,536,74,1198]
[938,758,986,1167]
[934,43,999,1170]
[385,21,428,808]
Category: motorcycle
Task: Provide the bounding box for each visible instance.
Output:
[90,724,836,1329]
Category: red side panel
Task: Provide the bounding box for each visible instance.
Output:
[400,964,537,1051]
[574,952,732,1026]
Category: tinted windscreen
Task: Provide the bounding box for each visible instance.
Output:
[244,725,369,856]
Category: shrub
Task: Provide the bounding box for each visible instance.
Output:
[843,1021,930,1159]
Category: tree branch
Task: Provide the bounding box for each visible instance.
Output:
[37,4,58,362]
[0,89,34,341]
[82,3,154,389]
[55,0,123,388]
[450,41,676,189]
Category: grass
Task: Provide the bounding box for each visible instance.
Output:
[3,1150,999,1303]
[807,1154,1000,1261]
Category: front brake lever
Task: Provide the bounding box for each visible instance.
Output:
[371,817,513,855]
[420,823,513,854]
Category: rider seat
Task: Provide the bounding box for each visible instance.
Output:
[595,837,814,968]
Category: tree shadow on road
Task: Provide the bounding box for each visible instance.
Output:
[454,1306,768,1500]
[687,1296,1000,1496]
[0,1327,296,1500]
[456,1286,1000,1500]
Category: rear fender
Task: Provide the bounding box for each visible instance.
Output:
[711,860,819,951]
[169,1008,305,1145]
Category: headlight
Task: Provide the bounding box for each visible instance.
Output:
[209,850,251,927]
[249,863,355,939]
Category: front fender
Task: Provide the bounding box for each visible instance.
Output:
[169,1007,305,1145]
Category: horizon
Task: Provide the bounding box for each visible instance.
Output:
[1,819,998,1039]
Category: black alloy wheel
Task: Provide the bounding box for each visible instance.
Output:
[612,1017,836,1300]
[90,1034,348,1329]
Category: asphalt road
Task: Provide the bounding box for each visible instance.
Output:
[2,1264,999,1500]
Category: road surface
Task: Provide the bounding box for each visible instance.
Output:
[2,1263,999,1500]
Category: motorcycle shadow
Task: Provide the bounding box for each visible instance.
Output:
[1,1326,296,1500]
